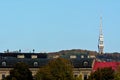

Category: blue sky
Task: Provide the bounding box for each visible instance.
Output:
[0,0,120,53]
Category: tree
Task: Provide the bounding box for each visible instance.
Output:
[114,65,120,80]
[35,58,74,80]
[3,62,33,80]
[88,67,114,80]
[75,74,82,80]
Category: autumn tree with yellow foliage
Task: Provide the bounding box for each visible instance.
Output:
[35,58,74,80]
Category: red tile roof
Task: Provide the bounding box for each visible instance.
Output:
[93,61,120,72]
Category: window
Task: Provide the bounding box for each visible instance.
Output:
[83,61,88,67]
[84,75,88,80]
[100,41,103,44]
[31,55,37,59]
[34,62,38,67]
[74,75,78,78]
[17,55,25,58]
[70,55,76,59]
[81,55,84,58]
[2,62,6,66]
[2,74,5,79]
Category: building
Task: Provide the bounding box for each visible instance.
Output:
[98,17,104,54]
[0,52,95,80]
[93,61,120,72]
[71,58,95,80]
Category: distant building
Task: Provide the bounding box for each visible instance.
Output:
[98,17,104,54]
[0,52,94,80]
[93,61,120,72]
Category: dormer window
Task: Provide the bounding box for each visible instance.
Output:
[81,55,84,58]
[17,55,25,58]
[34,62,38,67]
[31,55,37,59]
[53,55,59,58]
[87,56,90,58]
[2,62,6,66]
[83,61,88,66]
[70,55,76,59]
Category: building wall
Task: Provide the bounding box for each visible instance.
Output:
[29,68,39,76]
[73,68,92,80]
[0,68,11,80]
[0,68,39,80]
[0,67,92,80]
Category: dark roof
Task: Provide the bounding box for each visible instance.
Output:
[0,57,49,68]
[60,53,89,58]
[0,53,47,58]
[0,57,94,68]
[70,58,94,68]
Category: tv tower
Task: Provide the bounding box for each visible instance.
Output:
[98,17,104,54]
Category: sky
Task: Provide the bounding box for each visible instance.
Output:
[0,0,120,53]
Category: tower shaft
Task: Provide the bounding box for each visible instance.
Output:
[98,17,104,54]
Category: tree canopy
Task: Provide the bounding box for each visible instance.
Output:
[3,62,33,80]
[35,58,74,80]
[114,65,120,80]
[88,67,114,80]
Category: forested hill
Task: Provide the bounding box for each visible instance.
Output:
[48,49,120,55]
[48,49,120,61]
[48,49,97,55]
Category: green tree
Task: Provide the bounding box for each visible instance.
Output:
[88,67,114,80]
[35,58,74,80]
[35,66,53,80]
[3,62,33,80]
